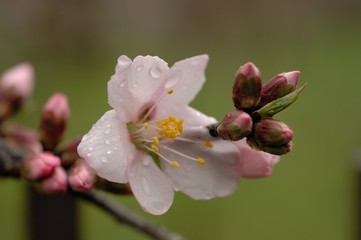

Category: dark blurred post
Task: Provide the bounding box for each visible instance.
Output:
[28,188,78,240]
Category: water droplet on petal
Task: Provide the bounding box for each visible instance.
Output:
[142,157,151,166]
[150,66,161,78]
[88,147,93,151]
[136,65,143,72]
[106,150,112,155]
[105,139,110,145]
[104,129,111,134]
[165,69,181,89]
[86,153,92,157]
[141,176,151,196]
[113,146,118,150]
[120,81,126,88]
[101,156,108,163]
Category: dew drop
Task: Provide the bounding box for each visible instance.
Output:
[101,156,108,163]
[150,66,161,78]
[86,153,92,157]
[142,157,151,167]
[136,65,143,72]
[107,150,112,155]
[104,129,111,134]
[88,147,93,151]
[141,176,151,196]
[105,139,111,145]
[133,82,138,88]
[165,69,181,88]
[120,81,126,87]
[113,146,118,150]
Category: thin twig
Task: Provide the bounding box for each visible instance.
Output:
[73,190,185,240]
[0,138,186,240]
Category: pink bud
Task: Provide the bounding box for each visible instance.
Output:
[217,110,253,141]
[232,62,262,110]
[68,159,95,192]
[283,71,300,88]
[40,93,71,150]
[22,152,61,180]
[0,62,34,100]
[42,167,68,193]
[235,139,280,178]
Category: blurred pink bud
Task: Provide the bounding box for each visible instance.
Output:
[0,63,34,121]
[68,159,95,192]
[58,137,81,167]
[232,62,262,110]
[4,126,42,154]
[260,70,301,106]
[22,152,61,180]
[40,93,71,150]
[42,167,68,193]
[217,110,253,141]
[0,62,34,100]
[235,140,280,178]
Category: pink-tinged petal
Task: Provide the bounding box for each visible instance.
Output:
[158,55,209,109]
[161,139,241,199]
[108,55,169,122]
[42,167,68,193]
[77,110,135,183]
[128,153,174,215]
[155,105,216,128]
[235,139,280,178]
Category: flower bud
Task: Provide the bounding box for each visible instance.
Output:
[232,62,262,110]
[260,71,301,106]
[40,93,71,150]
[248,118,293,155]
[217,110,253,141]
[42,167,68,193]
[4,126,42,154]
[22,152,61,180]
[0,63,34,121]
[68,159,96,192]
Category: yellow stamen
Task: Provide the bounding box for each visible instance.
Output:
[151,144,159,152]
[153,136,159,145]
[167,89,174,94]
[197,157,206,165]
[144,123,149,129]
[171,161,180,167]
[204,140,213,148]
[158,116,184,138]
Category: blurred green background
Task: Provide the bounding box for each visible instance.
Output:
[1,0,361,239]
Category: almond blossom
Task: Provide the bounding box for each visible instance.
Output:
[77,55,277,215]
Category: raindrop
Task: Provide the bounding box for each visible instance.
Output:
[136,65,143,72]
[142,157,151,166]
[150,66,161,78]
[141,176,151,196]
[113,146,118,150]
[120,81,126,87]
[105,139,111,145]
[104,129,111,134]
[107,150,112,155]
[86,153,92,157]
[88,147,93,151]
[165,69,181,88]
[101,156,108,163]
[133,82,138,88]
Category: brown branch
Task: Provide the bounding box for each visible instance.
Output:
[0,138,186,240]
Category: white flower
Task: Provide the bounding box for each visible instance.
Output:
[77,55,242,215]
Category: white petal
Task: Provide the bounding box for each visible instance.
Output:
[157,54,209,110]
[161,139,241,200]
[108,55,169,122]
[128,153,174,215]
[77,110,136,183]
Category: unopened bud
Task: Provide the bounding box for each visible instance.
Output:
[22,152,61,180]
[232,62,262,110]
[58,137,81,167]
[68,159,95,192]
[0,63,34,121]
[217,110,253,141]
[42,167,67,193]
[260,71,301,106]
[40,93,71,150]
[247,118,293,155]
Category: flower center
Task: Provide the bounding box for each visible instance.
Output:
[127,89,211,168]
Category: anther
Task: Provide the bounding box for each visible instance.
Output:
[204,140,213,148]
[151,144,159,152]
[167,89,174,94]
[196,157,206,165]
[153,136,159,144]
[171,161,180,167]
